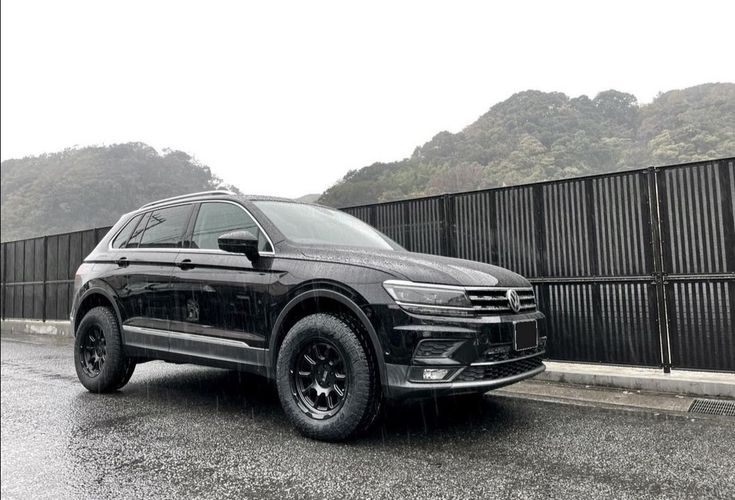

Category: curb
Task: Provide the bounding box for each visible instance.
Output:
[1,319,73,337]
[2,319,733,399]
[538,361,735,399]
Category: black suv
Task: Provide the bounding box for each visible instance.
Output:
[71,191,546,440]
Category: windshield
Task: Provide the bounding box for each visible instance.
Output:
[254,201,400,250]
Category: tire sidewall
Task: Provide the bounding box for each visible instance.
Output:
[276,314,373,441]
[74,306,126,393]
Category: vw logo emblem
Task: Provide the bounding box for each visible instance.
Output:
[506,289,521,313]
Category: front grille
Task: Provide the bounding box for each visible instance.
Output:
[455,356,543,382]
[466,288,536,315]
[415,340,456,358]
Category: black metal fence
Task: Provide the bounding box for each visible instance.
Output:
[1,158,733,372]
[342,158,735,372]
[1,227,111,323]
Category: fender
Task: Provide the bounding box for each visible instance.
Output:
[72,283,123,335]
[268,289,388,392]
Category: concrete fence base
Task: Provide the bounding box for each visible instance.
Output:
[2,318,734,399]
[1,319,73,336]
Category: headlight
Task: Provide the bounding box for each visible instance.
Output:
[382,280,473,316]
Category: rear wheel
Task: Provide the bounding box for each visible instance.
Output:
[74,306,131,393]
[116,360,137,389]
[276,313,381,441]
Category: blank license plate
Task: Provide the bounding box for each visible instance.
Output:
[514,321,538,351]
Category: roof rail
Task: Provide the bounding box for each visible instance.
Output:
[140,190,235,209]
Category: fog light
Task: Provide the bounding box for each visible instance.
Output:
[423,368,449,381]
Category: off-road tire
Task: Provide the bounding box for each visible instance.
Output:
[276,313,381,441]
[115,360,137,389]
[74,306,130,393]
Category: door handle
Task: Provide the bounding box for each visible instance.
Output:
[116,257,129,268]
[177,258,195,270]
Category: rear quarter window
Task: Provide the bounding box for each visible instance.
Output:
[111,214,143,249]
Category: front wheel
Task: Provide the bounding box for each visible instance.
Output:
[74,306,132,393]
[276,313,381,441]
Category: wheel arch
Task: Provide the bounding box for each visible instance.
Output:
[73,288,122,336]
[269,289,387,391]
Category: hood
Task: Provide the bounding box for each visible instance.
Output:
[296,246,530,287]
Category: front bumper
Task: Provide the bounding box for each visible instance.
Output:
[376,307,547,400]
[385,360,545,400]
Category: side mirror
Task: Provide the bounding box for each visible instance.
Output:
[218,230,260,261]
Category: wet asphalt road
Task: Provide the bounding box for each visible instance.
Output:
[2,333,734,500]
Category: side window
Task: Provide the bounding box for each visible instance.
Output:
[111,214,142,249]
[191,202,272,252]
[137,205,192,249]
[126,212,149,248]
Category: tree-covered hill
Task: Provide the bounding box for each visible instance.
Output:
[0,143,238,241]
[319,83,735,207]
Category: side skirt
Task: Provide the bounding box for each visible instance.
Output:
[122,325,269,376]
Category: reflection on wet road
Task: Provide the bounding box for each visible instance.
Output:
[2,333,734,499]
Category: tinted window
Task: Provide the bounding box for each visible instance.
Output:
[137,205,192,248]
[253,201,399,250]
[191,202,272,252]
[111,214,142,249]
[126,212,149,248]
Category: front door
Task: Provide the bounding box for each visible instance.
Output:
[168,201,278,369]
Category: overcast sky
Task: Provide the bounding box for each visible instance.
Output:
[2,1,733,198]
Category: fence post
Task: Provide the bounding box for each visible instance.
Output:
[585,178,603,361]
[647,166,672,373]
[717,159,735,273]
[41,235,48,322]
[1,242,5,320]
[488,190,499,264]
[532,184,547,277]
[402,202,411,250]
[441,194,456,257]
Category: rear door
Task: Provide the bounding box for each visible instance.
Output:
[106,203,194,353]
[168,201,277,368]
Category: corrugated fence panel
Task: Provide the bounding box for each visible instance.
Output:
[543,179,591,277]
[658,160,735,370]
[405,197,443,255]
[454,191,494,264]
[345,206,371,224]
[57,233,70,281]
[5,243,16,317]
[496,186,537,278]
[32,237,45,320]
[667,281,734,371]
[660,160,730,274]
[541,282,660,366]
[730,159,735,229]
[543,284,595,361]
[598,282,660,366]
[69,231,83,279]
[1,227,111,320]
[0,243,5,318]
[375,203,407,247]
[593,172,652,276]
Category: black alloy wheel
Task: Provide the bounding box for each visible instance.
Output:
[292,340,349,419]
[276,313,382,441]
[79,325,107,377]
[73,306,134,393]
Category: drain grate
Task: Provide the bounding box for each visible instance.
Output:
[688,398,735,417]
